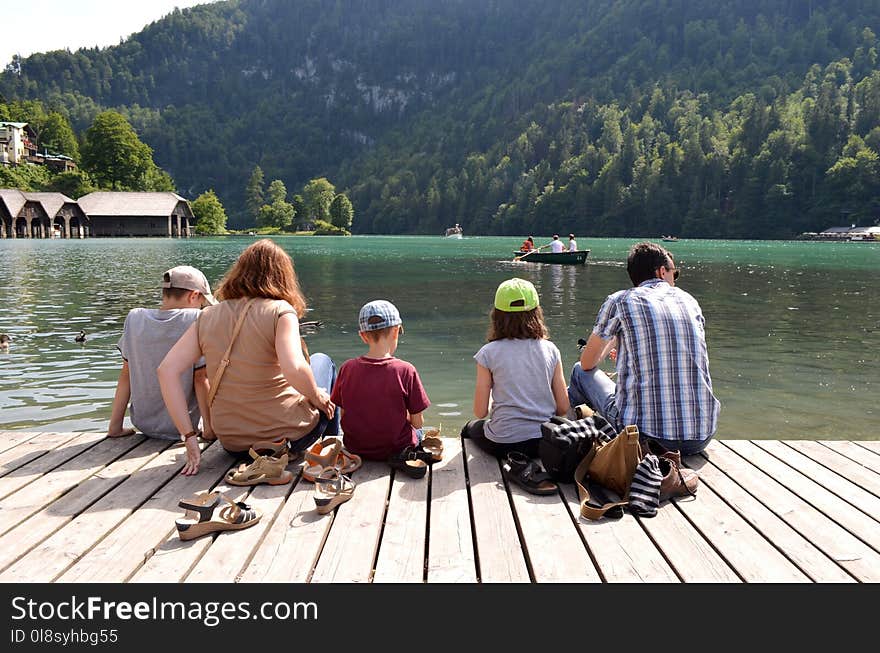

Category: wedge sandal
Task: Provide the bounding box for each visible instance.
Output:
[302,437,342,482]
[502,451,557,495]
[313,468,356,514]
[175,492,261,541]
[226,452,292,486]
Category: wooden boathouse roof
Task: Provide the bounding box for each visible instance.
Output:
[77,191,192,218]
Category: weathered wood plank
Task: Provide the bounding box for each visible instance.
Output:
[637,500,741,583]
[857,441,880,458]
[464,440,530,582]
[819,441,880,481]
[0,434,145,536]
[0,431,106,501]
[0,438,171,574]
[559,483,678,582]
[373,465,427,583]
[703,441,880,581]
[425,437,477,583]
[670,445,809,582]
[724,440,880,551]
[0,432,83,477]
[130,476,250,584]
[238,471,335,583]
[185,481,293,583]
[508,481,601,582]
[757,440,880,517]
[310,462,390,583]
[0,431,44,455]
[685,451,854,582]
[0,442,206,582]
[51,444,232,583]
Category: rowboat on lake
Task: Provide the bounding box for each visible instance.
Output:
[512,249,590,265]
[444,225,463,238]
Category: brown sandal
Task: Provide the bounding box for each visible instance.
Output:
[226,451,292,486]
[175,492,261,541]
[303,437,342,482]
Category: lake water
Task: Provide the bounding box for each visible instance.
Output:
[0,236,877,440]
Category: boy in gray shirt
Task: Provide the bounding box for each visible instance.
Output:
[107,266,217,440]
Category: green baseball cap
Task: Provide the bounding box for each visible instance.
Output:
[494,278,539,312]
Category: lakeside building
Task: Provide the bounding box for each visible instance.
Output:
[0,190,195,238]
[77,192,195,237]
[0,122,38,165]
[0,189,88,238]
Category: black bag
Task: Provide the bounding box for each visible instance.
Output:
[539,414,617,482]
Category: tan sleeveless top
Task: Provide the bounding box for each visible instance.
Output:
[198,297,319,451]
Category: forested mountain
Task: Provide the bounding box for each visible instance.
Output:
[2,0,880,236]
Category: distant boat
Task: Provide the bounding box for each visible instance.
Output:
[444,225,463,238]
[513,250,590,265]
[661,235,679,242]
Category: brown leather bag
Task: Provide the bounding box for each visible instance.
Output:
[575,424,643,520]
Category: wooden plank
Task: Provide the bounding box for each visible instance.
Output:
[820,441,880,481]
[0,432,83,477]
[310,461,390,583]
[684,451,854,582]
[0,442,203,582]
[724,440,880,551]
[857,441,880,458]
[0,438,171,574]
[0,434,145,536]
[184,480,293,583]
[0,431,106,501]
[669,446,809,582]
[425,437,477,583]
[238,471,335,583]
[0,431,44,455]
[464,440,530,582]
[703,441,880,581]
[131,476,250,584]
[373,463,428,583]
[761,440,880,515]
[637,500,741,583]
[51,443,232,583]
[559,483,679,582]
[508,478,601,582]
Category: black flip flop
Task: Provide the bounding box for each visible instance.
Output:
[502,452,558,495]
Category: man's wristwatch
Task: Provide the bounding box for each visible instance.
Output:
[181,429,199,442]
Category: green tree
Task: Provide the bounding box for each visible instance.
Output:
[80,110,168,190]
[257,180,295,229]
[38,111,80,160]
[191,189,228,234]
[44,170,95,197]
[329,193,354,231]
[302,177,336,222]
[244,165,265,224]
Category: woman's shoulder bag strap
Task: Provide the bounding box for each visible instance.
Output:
[207,298,256,406]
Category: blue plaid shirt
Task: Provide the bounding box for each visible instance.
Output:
[593,278,720,442]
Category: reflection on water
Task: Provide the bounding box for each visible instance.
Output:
[0,236,877,440]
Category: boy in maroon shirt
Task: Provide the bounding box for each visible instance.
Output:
[330,300,430,461]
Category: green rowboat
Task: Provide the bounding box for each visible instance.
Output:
[512,249,590,265]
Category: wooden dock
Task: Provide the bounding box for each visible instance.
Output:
[0,430,878,583]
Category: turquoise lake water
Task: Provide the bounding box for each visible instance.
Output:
[0,235,877,439]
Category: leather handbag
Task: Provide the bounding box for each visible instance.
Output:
[575,424,643,520]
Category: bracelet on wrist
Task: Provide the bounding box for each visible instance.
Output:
[181,429,199,441]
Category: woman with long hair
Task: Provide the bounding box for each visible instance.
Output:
[159,239,336,476]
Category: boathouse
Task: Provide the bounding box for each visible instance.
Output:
[77,192,194,237]
[0,189,88,239]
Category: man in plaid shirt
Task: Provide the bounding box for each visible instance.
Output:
[568,242,720,455]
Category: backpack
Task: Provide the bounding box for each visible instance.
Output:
[539,413,617,482]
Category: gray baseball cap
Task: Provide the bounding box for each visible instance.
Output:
[161,266,217,305]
